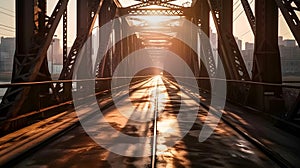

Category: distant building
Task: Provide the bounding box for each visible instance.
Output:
[241,42,254,75]
[0,37,15,73]
[245,42,254,50]
[241,39,300,76]
[284,39,296,48]
[235,37,242,50]
[47,38,63,65]
[280,40,300,76]
[278,36,284,46]
[47,38,63,74]
[0,37,64,75]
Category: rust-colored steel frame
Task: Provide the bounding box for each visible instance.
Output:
[118,8,187,16]
[208,0,250,81]
[247,0,284,112]
[195,0,216,77]
[0,0,68,119]
[55,0,105,100]
[207,0,251,105]
[125,0,182,9]
[193,0,215,92]
[241,0,256,34]
[118,0,192,16]
[2,0,300,121]
[96,0,118,78]
[275,0,300,45]
[63,9,68,69]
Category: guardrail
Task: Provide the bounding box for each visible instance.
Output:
[167,75,300,126]
[0,75,299,132]
[0,76,151,134]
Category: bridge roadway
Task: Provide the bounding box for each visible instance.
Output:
[10,76,279,167]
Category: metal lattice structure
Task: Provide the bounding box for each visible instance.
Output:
[0,0,300,125]
[208,0,250,81]
[119,8,186,16]
[275,0,300,45]
[55,0,104,100]
[0,0,68,119]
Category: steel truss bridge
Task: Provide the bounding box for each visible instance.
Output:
[0,0,300,167]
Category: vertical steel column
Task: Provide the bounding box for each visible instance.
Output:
[14,1,35,70]
[1,0,45,117]
[190,17,200,77]
[181,15,193,75]
[36,0,52,84]
[195,0,211,91]
[218,0,233,75]
[13,0,39,114]
[76,0,93,90]
[121,19,130,76]
[1,0,68,121]
[77,0,90,36]
[112,18,122,73]
[34,0,52,106]
[197,0,210,35]
[97,0,116,78]
[248,0,284,113]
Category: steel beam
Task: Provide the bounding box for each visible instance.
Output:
[112,18,122,72]
[96,0,118,78]
[194,0,214,91]
[248,0,284,113]
[274,0,300,45]
[207,0,250,81]
[118,8,189,16]
[56,0,104,100]
[126,0,177,9]
[207,0,250,105]
[63,9,68,68]
[76,0,94,91]
[0,0,68,120]
[196,0,210,36]
[241,0,256,35]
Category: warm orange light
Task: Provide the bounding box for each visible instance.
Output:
[144,16,174,26]
[127,16,182,27]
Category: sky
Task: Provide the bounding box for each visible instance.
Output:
[0,0,297,47]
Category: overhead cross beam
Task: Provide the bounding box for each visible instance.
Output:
[118,0,190,16]
[118,8,190,16]
[125,0,181,9]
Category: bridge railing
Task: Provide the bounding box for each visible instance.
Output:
[170,76,300,126]
[0,76,152,134]
[0,75,299,133]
